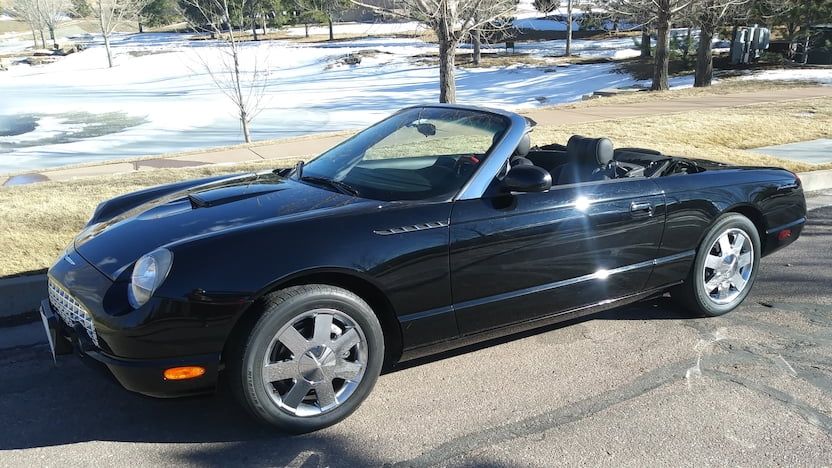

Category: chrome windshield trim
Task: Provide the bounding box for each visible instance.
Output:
[455,109,530,201]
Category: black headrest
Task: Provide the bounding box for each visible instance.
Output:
[510,156,533,167]
[513,133,531,157]
[567,135,614,166]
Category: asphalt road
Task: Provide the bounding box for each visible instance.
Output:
[2,197,831,467]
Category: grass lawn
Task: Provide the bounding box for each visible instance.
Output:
[535,96,832,174]
[1,84,830,279]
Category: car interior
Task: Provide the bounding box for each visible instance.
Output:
[507,134,706,186]
[305,128,707,202]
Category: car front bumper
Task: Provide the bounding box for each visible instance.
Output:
[40,299,221,398]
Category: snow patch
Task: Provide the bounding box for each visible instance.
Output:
[742,68,832,85]
[0,31,656,172]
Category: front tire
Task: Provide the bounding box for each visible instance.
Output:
[229,284,384,433]
[673,213,761,317]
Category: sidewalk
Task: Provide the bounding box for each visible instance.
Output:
[3,86,832,187]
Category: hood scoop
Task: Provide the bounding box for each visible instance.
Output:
[188,184,284,208]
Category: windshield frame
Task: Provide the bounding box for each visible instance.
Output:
[295,105,524,203]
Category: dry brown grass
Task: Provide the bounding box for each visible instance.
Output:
[534,97,832,173]
[1,93,830,278]
[558,79,820,109]
[0,159,299,278]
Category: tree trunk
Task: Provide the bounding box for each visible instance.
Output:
[328,18,333,41]
[39,29,46,49]
[252,17,258,40]
[694,26,714,87]
[472,28,481,66]
[240,110,251,142]
[683,27,692,58]
[305,22,309,38]
[48,25,57,49]
[31,28,38,47]
[103,33,113,67]
[139,21,143,33]
[438,38,456,103]
[729,24,739,58]
[565,0,573,56]
[640,27,651,58]
[651,8,671,91]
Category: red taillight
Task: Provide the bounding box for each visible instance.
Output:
[777,229,792,241]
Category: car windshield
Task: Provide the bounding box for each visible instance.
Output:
[298,107,510,201]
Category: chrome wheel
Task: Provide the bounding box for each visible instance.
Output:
[702,228,754,305]
[261,309,367,417]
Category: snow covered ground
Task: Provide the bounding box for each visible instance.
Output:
[0,32,650,173]
[0,25,826,174]
[741,68,832,85]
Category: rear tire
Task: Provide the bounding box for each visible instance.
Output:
[672,213,761,317]
[228,284,384,433]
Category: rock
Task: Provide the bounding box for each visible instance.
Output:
[343,53,361,65]
[21,56,58,66]
[54,44,82,56]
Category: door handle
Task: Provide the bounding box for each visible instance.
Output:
[630,201,654,217]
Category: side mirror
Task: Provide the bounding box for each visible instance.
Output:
[502,165,552,193]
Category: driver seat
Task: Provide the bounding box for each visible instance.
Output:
[552,135,614,185]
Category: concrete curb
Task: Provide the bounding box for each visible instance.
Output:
[798,169,832,193]
[0,274,46,320]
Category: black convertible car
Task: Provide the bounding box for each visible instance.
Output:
[41,104,806,432]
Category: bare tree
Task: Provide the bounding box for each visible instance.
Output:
[639,23,650,57]
[294,0,348,40]
[11,0,48,48]
[692,0,750,87]
[607,0,693,91]
[38,0,72,48]
[354,0,515,103]
[469,0,508,66]
[182,0,270,143]
[533,0,559,16]
[564,0,573,56]
[758,0,832,63]
[93,0,150,67]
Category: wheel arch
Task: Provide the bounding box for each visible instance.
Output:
[722,203,767,252]
[223,268,404,371]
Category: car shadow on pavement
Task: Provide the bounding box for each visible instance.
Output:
[0,295,690,461]
[0,348,385,465]
[394,295,692,372]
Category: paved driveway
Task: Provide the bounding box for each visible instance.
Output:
[1,202,830,467]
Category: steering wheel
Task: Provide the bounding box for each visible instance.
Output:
[453,154,481,177]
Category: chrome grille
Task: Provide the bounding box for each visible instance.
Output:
[48,279,99,347]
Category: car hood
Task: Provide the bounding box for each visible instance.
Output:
[74,172,367,280]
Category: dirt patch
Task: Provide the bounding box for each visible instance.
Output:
[126,49,175,58]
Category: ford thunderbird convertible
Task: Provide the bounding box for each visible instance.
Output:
[41,104,806,432]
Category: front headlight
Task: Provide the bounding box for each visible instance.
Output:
[128,248,173,309]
